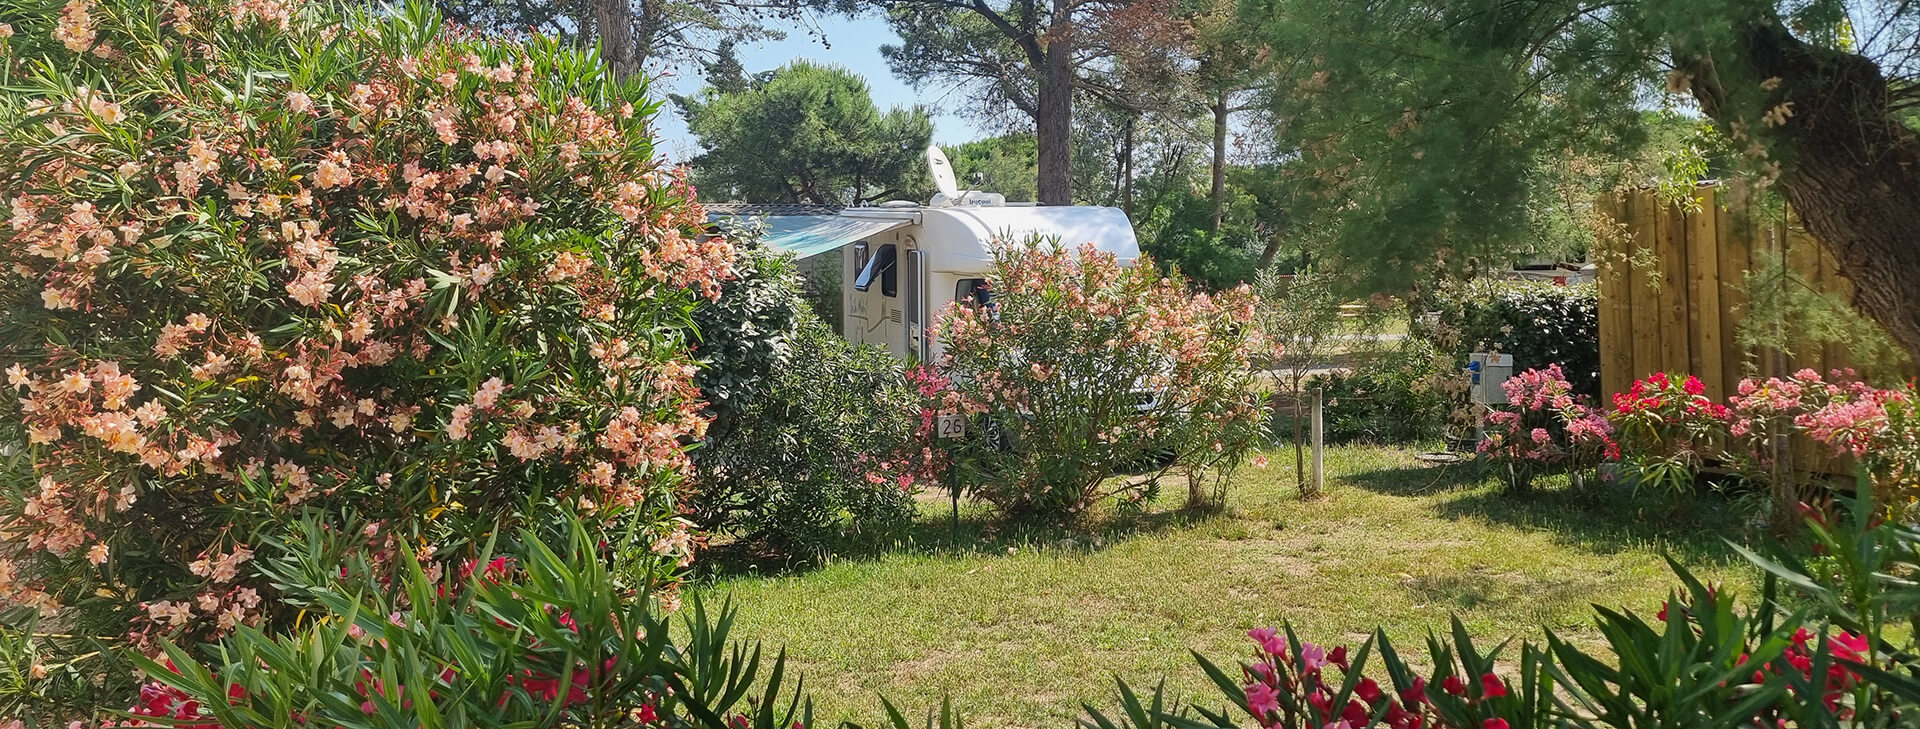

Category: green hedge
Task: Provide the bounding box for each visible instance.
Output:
[1420,279,1600,397]
[1303,338,1453,444]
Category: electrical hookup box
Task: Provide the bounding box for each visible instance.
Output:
[1466,352,1514,406]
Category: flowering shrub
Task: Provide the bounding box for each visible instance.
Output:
[1609,372,1728,491]
[1477,365,1615,491]
[1218,622,1537,729]
[923,238,1268,518]
[1726,368,1920,522]
[0,0,728,717]
[125,518,819,728]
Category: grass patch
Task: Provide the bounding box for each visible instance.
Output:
[690,445,1760,728]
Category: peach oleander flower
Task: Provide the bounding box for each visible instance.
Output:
[474,376,507,409]
[54,0,95,52]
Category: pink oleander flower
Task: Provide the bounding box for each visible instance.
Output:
[1244,681,1280,719]
[1249,626,1287,656]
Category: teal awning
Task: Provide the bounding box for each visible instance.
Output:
[711,214,909,260]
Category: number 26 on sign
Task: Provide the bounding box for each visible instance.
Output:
[935,413,967,439]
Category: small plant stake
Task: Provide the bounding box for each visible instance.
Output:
[1311,387,1325,496]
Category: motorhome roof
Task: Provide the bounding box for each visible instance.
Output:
[707,203,1141,267]
[855,205,1141,271]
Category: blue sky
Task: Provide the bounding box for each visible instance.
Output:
[646,14,989,162]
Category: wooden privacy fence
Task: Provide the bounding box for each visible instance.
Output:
[1594,183,1863,405]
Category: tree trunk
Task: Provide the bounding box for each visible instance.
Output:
[1258,226,1283,270]
[1210,92,1228,232]
[1121,113,1135,217]
[1035,0,1075,205]
[1692,23,1920,363]
[592,0,640,79]
[1292,381,1308,497]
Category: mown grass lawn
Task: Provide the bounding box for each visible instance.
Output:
[689,445,1761,729]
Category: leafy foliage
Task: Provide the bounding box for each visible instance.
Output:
[430,0,853,74]
[1253,268,1344,496]
[1420,281,1600,398]
[691,310,922,557]
[128,517,822,727]
[923,238,1269,519]
[679,61,933,206]
[692,246,810,423]
[1244,0,1920,361]
[1305,341,1453,446]
[0,0,727,718]
[946,134,1038,202]
[1737,250,1912,383]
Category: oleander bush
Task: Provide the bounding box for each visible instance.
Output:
[129,516,821,728]
[1608,372,1731,492]
[0,0,729,718]
[1721,369,1920,526]
[922,237,1269,519]
[690,305,922,557]
[1478,365,1616,491]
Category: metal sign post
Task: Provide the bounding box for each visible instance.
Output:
[935,412,967,543]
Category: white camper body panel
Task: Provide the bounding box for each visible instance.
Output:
[841,205,1141,362]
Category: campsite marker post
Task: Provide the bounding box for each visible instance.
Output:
[935,412,967,542]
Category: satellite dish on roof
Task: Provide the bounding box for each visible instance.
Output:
[926,145,959,201]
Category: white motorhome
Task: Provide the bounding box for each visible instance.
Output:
[706,148,1142,362]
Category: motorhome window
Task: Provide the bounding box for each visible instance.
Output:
[956,278,992,307]
[881,244,898,297]
[854,243,897,294]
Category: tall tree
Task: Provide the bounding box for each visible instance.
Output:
[1249,0,1920,360]
[1092,0,1191,215]
[948,134,1040,201]
[679,62,934,205]
[1181,0,1262,232]
[879,0,1141,204]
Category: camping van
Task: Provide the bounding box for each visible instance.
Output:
[706,148,1142,362]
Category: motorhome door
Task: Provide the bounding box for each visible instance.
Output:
[903,248,926,360]
[848,237,907,358]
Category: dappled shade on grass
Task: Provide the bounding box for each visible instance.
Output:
[692,445,1756,728]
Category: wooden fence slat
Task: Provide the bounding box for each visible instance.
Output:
[1597,193,1633,400]
[1820,242,1853,376]
[1628,192,1662,380]
[1686,186,1724,402]
[1716,185,1753,391]
[1659,198,1692,375]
